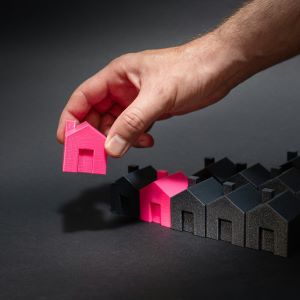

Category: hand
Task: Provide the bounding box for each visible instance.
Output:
[57,33,236,157]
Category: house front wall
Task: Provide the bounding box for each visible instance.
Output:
[171,191,205,237]
[206,197,245,247]
[246,206,288,257]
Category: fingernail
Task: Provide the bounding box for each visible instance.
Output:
[106,134,130,157]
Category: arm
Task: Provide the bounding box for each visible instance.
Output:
[57,0,300,157]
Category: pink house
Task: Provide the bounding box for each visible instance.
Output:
[63,120,107,175]
[140,170,188,227]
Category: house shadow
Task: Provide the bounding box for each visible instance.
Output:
[58,183,138,233]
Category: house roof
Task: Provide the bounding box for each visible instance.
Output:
[189,177,223,205]
[125,165,157,190]
[193,157,237,183]
[240,163,270,187]
[226,184,261,212]
[66,121,106,140]
[278,167,300,193]
[154,172,188,197]
[280,156,300,172]
[268,191,300,222]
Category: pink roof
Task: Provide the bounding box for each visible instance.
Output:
[65,121,105,140]
[154,171,188,197]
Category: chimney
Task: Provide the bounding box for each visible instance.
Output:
[261,188,274,202]
[287,151,298,161]
[157,170,168,179]
[236,163,247,172]
[65,120,76,133]
[188,176,200,187]
[223,181,236,194]
[270,167,281,178]
[128,164,139,173]
[204,157,215,168]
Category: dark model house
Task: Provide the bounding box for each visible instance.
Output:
[228,163,271,190]
[260,167,300,200]
[171,177,223,237]
[193,157,239,183]
[111,165,156,218]
[246,191,300,257]
[206,183,261,247]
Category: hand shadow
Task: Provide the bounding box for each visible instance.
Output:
[58,183,138,232]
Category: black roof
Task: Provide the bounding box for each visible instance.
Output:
[124,165,156,189]
[278,167,300,193]
[193,158,237,183]
[280,156,300,172]
[189,177,223,205]
[268,191,300,222]
[240,163,270,187]
[226,184,261,212]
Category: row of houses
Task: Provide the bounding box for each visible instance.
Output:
[111,153,300,257]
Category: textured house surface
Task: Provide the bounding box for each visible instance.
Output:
[206,184,261,247]
[193,157,238,183]
[140,171,188,228]
[228,163,271,190]
[111,165,157,218]
[171,177,223,237]
[246,191,300,257]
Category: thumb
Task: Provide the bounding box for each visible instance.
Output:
[105,91,164,157]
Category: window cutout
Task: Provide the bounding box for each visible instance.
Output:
[259,227,274,253]
[151,203,161,224]
[218,219,232,242]
[120,195,129,213]
[182,211,194,233]
[78,149,94,173]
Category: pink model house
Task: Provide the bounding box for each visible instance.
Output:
[140,170,188,227]
[63,120,107,175]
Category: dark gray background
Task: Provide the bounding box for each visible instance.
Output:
[1,0,300,299]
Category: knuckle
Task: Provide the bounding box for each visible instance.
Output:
[122,109,145,132]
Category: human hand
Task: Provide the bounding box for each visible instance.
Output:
[57,33,240,157]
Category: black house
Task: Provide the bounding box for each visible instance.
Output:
[171,177,223,237]
[246,191,300,257]
[206,183,261,247]
[111,165,156,218]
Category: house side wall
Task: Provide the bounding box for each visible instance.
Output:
[206,197,245,247]
[171,191,205,237]
[246,206,288,257]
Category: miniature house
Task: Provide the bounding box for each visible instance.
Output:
[193,157,238,183]
[140,171,188,228]
[111,165,157,218]
[171,176,223,237]
[246,191,300,257]
[280,151,300,172]
[228,163,271,190]
[63,120,107,175]
[206,183,261,247]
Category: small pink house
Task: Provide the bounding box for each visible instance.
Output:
[63,120,107,175]
[140,170,188,227]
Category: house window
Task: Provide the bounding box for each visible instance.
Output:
[259,227,274,253]
[218,219,232,242]
[182,211,194,233]
[78,149,94,173]
[151,203,161,224]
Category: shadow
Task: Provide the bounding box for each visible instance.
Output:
[58,183,138,233]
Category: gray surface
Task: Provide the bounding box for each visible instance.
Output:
[2,0,300,299]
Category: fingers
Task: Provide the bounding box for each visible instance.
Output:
[56,68,111,143]
[105,90,164,157]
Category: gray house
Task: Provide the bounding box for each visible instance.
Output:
[206,184,261,247]
[246,191,300,257]
[171,177,223,237]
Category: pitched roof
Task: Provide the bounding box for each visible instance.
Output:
[154,172,188,197]
[268,191,300,222]
[280,156,300,172]
[226,184,261,212]
[193,158,237,183]
[125,165,156,189]
[66,121,105,140]
[278,167,300,193]
[189,177,223,205]
[240,163,270,187]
